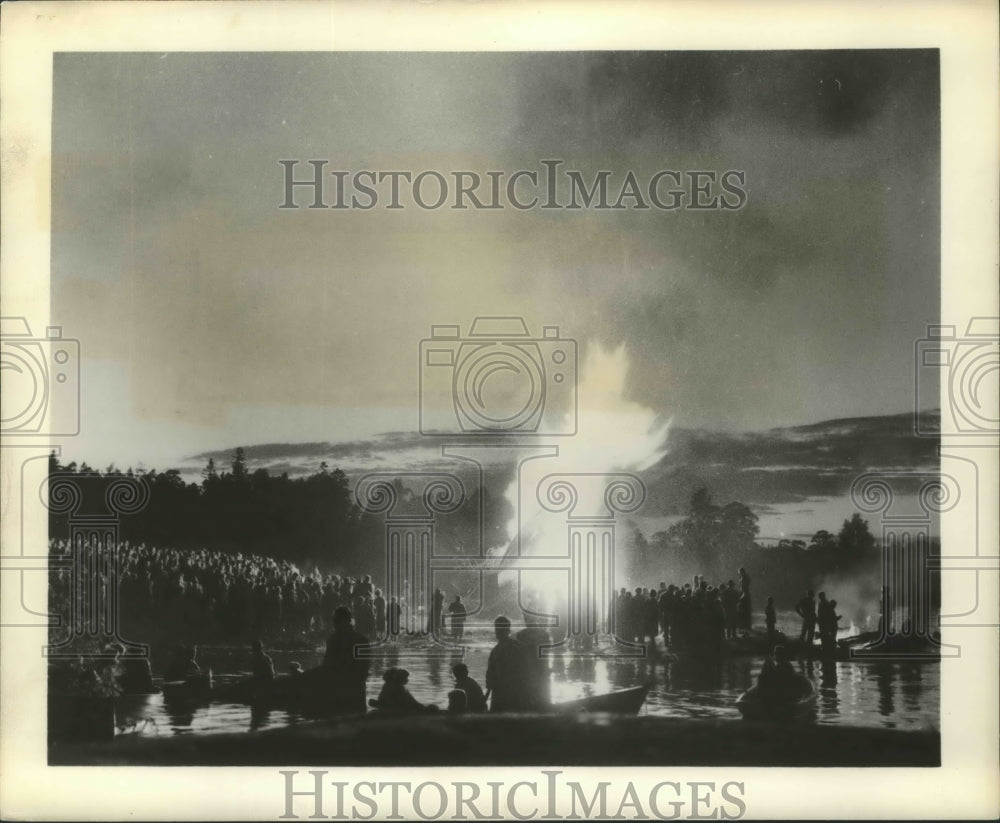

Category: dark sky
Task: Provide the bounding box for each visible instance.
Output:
[51,50,940,469]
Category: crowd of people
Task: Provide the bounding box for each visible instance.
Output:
[50,539,852,712]
[613,567,754,653]
[239,608,551,715]
[48,539,416,646]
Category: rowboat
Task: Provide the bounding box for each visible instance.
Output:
[735,676,816,721]
[553,685,649,715]
[160,671,213,701]
[218,674,649,717]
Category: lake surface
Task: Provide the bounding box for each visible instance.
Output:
[117,628,939,738]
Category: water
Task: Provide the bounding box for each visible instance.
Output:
[116,630,939,737]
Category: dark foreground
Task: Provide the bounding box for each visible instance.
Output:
[49,714,940,767]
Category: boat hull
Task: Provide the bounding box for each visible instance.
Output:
[735,678,816,721]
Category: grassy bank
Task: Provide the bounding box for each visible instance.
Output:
[49,714,939,767]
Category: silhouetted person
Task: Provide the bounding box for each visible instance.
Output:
[370,667,433,714]
[757,645,798,702]
[722,581,739,639]
[164,644,200,682]
[452,663,487,713]
[816,592,831,644]
[448,595,467,640]
[432,588,445,634]
[322,606,371,713]
[486,616,528,712]
[796,590,817,646]
[643,592,660,645]
[765,595,777,642]
[388,596,402,640]
[251,639,274,684]
[373,589,386,640]
[106,643,156,694]
[737,567,752,636]
[821,599,843,654]
[658,587,674,645]
[447,689,469,714]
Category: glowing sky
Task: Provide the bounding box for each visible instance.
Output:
[51,51,939,471]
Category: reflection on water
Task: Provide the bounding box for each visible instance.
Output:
[117,634,939,738]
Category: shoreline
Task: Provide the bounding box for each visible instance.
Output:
[49,714,940,767]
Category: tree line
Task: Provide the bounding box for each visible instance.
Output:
[629,486,937,625]
[47,449,383,572]
[48,449,932,623]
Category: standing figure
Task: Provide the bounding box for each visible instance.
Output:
[322,606,371,713]
[432,588,446,635]
[448,595,467,641]
[373,589,387,640]
[387,596,402,640]
[737,567,752,636]
[765,595,777,643]
[250,639,275,685]
[816,592,831,647]
[485,616,528,712]
[796,590,817,647]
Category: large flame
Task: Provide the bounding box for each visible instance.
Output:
[500,343,670,610]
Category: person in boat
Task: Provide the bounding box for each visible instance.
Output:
[486,615,529,712]
[447,689,469,714]
[107,642,157,694]
[322,606,371,713]
[251,640,275,684]
[765,595,777,642]
[756,645,800,702]
[371,667,435,714]
[451,663,487,713]
[448,595,467,640]
[796,590,817,647]
[164,643,201,682]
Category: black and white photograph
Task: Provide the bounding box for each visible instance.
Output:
[1,2,997,820]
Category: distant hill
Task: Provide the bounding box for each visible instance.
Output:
[185,410,939,520]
